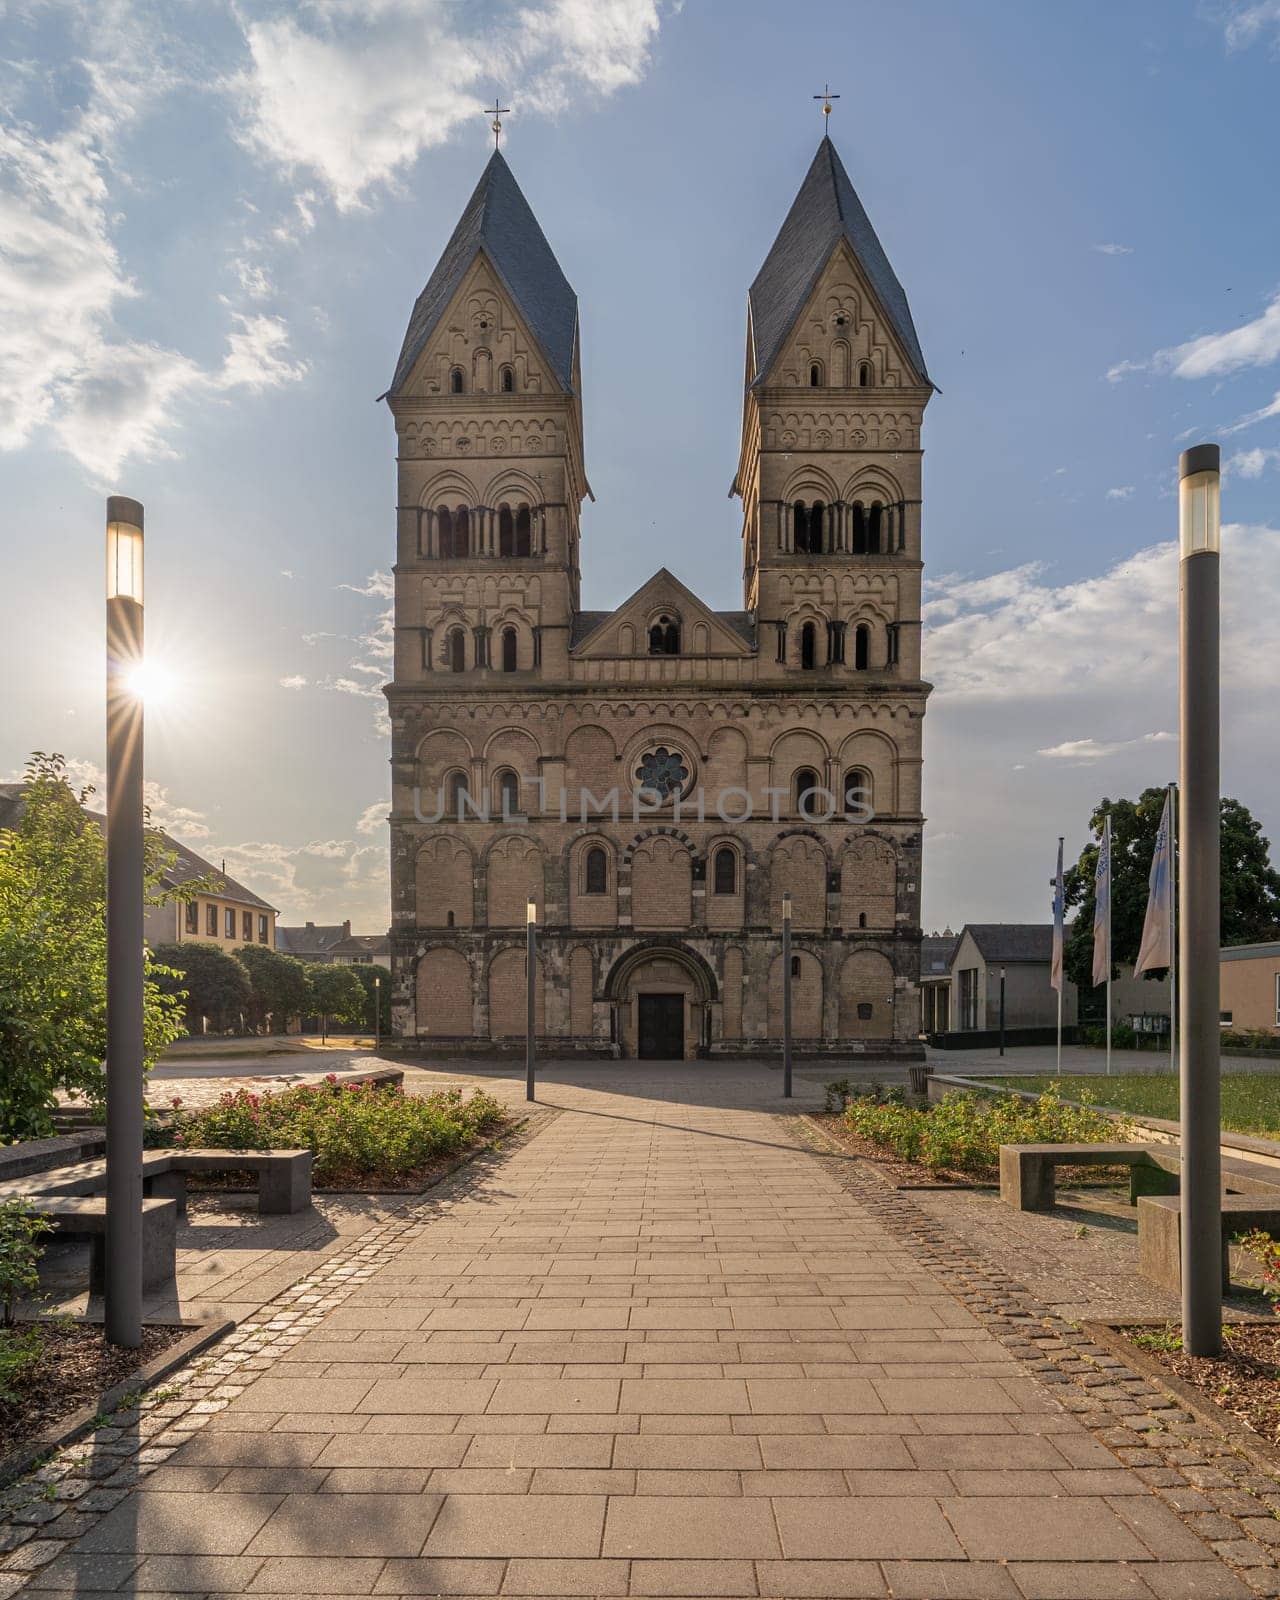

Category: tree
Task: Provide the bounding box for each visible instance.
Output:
[352,963,392,1035]
[237,944,312,1034]
[152,943,251,1035]
[1064,787,1280,990]
[0,753,190,1141]
[309,964,367,1034]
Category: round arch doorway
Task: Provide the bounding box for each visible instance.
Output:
[603,943,717,1061]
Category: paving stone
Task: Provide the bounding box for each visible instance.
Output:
[73,1493,283,1555]
[498,1557,630,1594]
[243,1493,442,1557]
[421,1493,605,1557]
[603,1494,780,1559]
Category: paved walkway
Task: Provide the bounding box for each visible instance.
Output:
[24,1066,1253,1598]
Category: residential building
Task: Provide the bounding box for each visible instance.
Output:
[276,921,391,966]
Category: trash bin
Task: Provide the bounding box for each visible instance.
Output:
[907,1064,932,1097]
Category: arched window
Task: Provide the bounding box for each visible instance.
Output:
[447,770,469,819]
[649,616,679,655]
[809,362,822,387]
[790,955,802,978]
[515,505,532,558]
[851,502,867,556]
[795,767,820,818]
[497,769,520,817]
[857,361,871,387]
[449,367,464,394]
[498,505,514,557]
[500,366,514,392]
[446,628,467,672]
[501,627,517,672]
[844,768,873,815]
[854,624,870,671]
[453,505,470,558]
[436,505,453,559]
[792,501,809,553]
[868,502,883,554]
[713,846,737,896]
[858,912,868,928]
[809,501,825,552]
[800,621,817,671]
[584,846,608,895]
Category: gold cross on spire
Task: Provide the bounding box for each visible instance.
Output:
[813,83,840,122]
[484,97,511,151]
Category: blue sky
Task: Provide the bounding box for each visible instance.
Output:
[2,0,1278,932]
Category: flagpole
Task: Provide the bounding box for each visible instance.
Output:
[1056,835,1064,1077]
[1169,781,1178,1075]
[1105,814,1113,1077]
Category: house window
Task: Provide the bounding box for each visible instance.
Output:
[501,627,518,672]
[844,769,873,815]
[499,505,514,556]
[258,914,268,944]
[207,903,218,936]
[809,361,822,386]
[851,501,867,555]
[868,502,882,553]
[243,911,253,941]
[1221,1011,1234,1027]
[713,846,737,896]
[857,1001,873,1020]
[958,967,979,1031]
[185,901,199,934]
[584,846,608,895]
[452,506,470,558]
[448,771,470,820]
[224,907,235,938]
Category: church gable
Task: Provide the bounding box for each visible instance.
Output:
[767,241,921,390]
[574,569,753,658]
[396,255,559,398]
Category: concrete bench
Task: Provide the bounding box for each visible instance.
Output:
[999,1144,1167,1211]
[28,1196,178,1298]
[0,1148,312,1218]
[1138,1193,1280,1293]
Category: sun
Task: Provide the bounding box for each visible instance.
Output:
[123,658,177,706]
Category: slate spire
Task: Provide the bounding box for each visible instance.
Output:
[388,150,578,396]
[748,135,930,387]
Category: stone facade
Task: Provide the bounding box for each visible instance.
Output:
[384,139,932,1060]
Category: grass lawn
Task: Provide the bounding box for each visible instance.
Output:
[979,1073,1280,1138]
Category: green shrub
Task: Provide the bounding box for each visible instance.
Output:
[173,1078,507,1185]
[844,1085,1117,1176]
[824,1079,853,1113]
[1235,1229,1280,1308]
[0,1326,43,1406]
[1223,1029,1279,1053]
[0,1200,53,1326]
[1082,1023,1139,1050]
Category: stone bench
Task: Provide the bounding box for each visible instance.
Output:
[999,1143,1167,1211]
[999,1142,1280,1212]
[27,1196,178,1298]
[1138,1193,1280,1293]
[0,1148,312,1219]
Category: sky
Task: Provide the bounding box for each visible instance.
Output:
[2,0,1279,935]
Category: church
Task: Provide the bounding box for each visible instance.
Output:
[383,132,933,1061]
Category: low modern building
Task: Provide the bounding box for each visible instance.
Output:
[919,930,957,1034]
[277,921,391,966]
[1221,942,1280,1036]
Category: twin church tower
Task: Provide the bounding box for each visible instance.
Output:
[382,134,933,1061]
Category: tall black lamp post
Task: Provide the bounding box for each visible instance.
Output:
[526,900,537,1102]
[781,892,793,1098]
[105,496,145,1349]
[1179,443,1222,1357]
[999,966,1007,1058]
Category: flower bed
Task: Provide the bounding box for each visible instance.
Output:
[172,1078,509,1188]
[835,1083,1121,1181]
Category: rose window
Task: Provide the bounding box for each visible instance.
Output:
[635,748,689,801]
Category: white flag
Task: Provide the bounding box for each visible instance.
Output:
[1135,790,1175,975]
[1050,837,1065,993]
[1092,813,1112,988]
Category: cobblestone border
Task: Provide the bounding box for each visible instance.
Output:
[0,1108,556,1597]
[800,1114,1280,1596]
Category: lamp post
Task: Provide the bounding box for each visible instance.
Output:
[999,966,1006,1058]
[526,900,537,1102]
[374,975,381,1052]
[105,496,145,1350]
[781,891,793,1099]
[1179,443,1222,1357]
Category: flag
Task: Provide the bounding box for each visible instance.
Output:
[1135,789,1175,975]
[1050,837,1065,993]
[1092,813,1112,988]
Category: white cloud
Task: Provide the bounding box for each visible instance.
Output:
[1106,485,1134,500]
[233,0,664,209]
[1037,731,1174,765]
[1223,0,1280,49]
[279,674,308,689]
[1106,359,1146,384]
[1093,242,1133,256]
[1226,446,1280,479]
[356,801,389,835]
[1156,290,1280,381]
[217,313,309,391]
[1227,389,1280,433]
